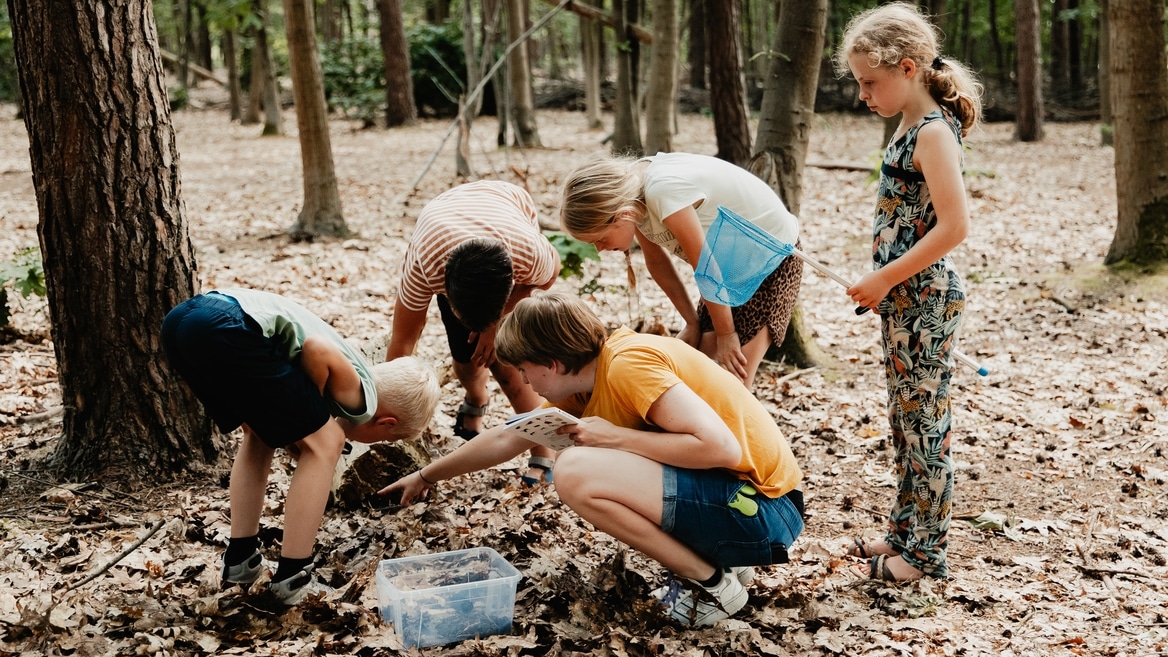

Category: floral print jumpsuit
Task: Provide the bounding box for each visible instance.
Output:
[873,108,966,578]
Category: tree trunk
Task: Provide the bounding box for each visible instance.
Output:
[379,0,417,127]
[194,1,213,71]
[1104,0,1168,266]
[242,32,263,124]
[1013,0,1043,141]
[1098,0,1112,146]
[456,1,478,177]
[707,0,751,165]
[644,0,677,154]
[283,0,348,238]
[506,0,541,147]
[320,0,343,45]
[1050,0,1069,102]
[253,0,284,135]
[426,0,451,23]
[610,0,642,155]
[687,0,706,88]
[751,0,828,369]
[224,30,243,121]
[581,14,603,129]
[989,0,1006,89]
[8,0,214,481]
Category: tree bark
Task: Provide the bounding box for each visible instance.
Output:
[1013,0,1043,141]
[644,0,677,154]
[506,0,542,147]
[581,14,603,129]
[1104,0,1168,265]
[379,0,417,127]
[687,0,706,88]
[610,0,642,155]
[223,30,243,121]
[8,0,214,481]
[751,0,828,369]
[707,0,751,165]
[283,0,348,238]
[254,0,284,135]
[1097,0,1112,146]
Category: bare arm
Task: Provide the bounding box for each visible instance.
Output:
[386,296,429,361]
[300,336,366,414]
[380,423,539,504]
[564,383,742,469]
[848,123,970,310]
[637,232,699,328]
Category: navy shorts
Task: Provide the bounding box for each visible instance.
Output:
[160,293,332,449]
[436,294,478,364]
[661,466,804,568]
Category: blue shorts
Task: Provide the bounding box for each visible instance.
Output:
[437,294,478,364]
[661,466,804,568]
[160,293,331,449]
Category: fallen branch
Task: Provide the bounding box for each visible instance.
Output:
[158,50,227,87]
[13,405,63,424]
[773,366,817,385]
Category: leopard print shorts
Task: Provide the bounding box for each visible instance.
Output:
[697,245,803,346]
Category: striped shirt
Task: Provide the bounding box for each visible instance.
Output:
[398,180,560,312]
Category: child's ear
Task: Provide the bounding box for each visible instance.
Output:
[377,415,398,429]
[900,57,917,77]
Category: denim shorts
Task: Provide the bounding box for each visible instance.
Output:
[161,293,331,449]
[436,294,478,364]
[661,466,804,568]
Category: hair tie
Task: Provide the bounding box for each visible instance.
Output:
[931,56,944,71]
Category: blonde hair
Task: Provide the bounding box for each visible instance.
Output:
[371,356,440,440]
[496,293,607,375]
[835,2,982,137]
[560,156,643,241]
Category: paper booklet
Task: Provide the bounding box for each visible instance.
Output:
[503,407,579,451]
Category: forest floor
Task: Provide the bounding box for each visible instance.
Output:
[0,90,1166,657]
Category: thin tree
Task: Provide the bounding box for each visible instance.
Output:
[379,0,417,127]
[687,0,706,88]
[8,0,214,479]
[1104,0,1168,265]
[506,0,542,147]
[610,0,642,155]
[1014,0,1043,141]
[283,0,348,237]
[644,0,678,154]
[1098,0,1112,146]
[707,0,751,165]
[750,0,828,369]
[581,14,604,129]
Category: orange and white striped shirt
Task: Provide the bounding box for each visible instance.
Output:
[397,180,560,312]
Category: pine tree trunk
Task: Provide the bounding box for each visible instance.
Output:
[284,0,348,238]
[253,0,284,135]
[224,30,243,121]
[751,0,828,369]
[506,0,542,147]
[1104,0,1168,265]
[379,0,417,127]
[8,0,215,481]
[644,0,677,154]
[707,0,751,165]
[610,0,642,155]
[1098,0,1112,146]
[581,15,603,129]
[687,0,706,88]
[1014,0,1044,141]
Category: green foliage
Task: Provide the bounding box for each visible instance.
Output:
[321,37,385,125]
[544,231,600,281]
[1,247,46,327]
[407,20,465,118]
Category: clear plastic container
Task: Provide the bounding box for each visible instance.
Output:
[376,547,522,648]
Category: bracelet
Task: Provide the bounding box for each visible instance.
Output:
[417,469,436,486]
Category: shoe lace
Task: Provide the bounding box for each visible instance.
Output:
[657,575,686,607]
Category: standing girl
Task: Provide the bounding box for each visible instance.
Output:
[836,2,982,581]
[560,153,802,388]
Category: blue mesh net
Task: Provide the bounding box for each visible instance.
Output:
[695,206,795,306]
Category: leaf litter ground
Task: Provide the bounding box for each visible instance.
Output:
[0,97,1166,656]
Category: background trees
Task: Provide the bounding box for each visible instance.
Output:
[1,0,1164,485]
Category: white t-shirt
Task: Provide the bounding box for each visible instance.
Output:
[638,152,800,260]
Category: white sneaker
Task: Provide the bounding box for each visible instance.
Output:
[654,571,749,627]
[731,566,756,587]
[651,566,755,601]
[268,566,332,605]
[221,549,264,585]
